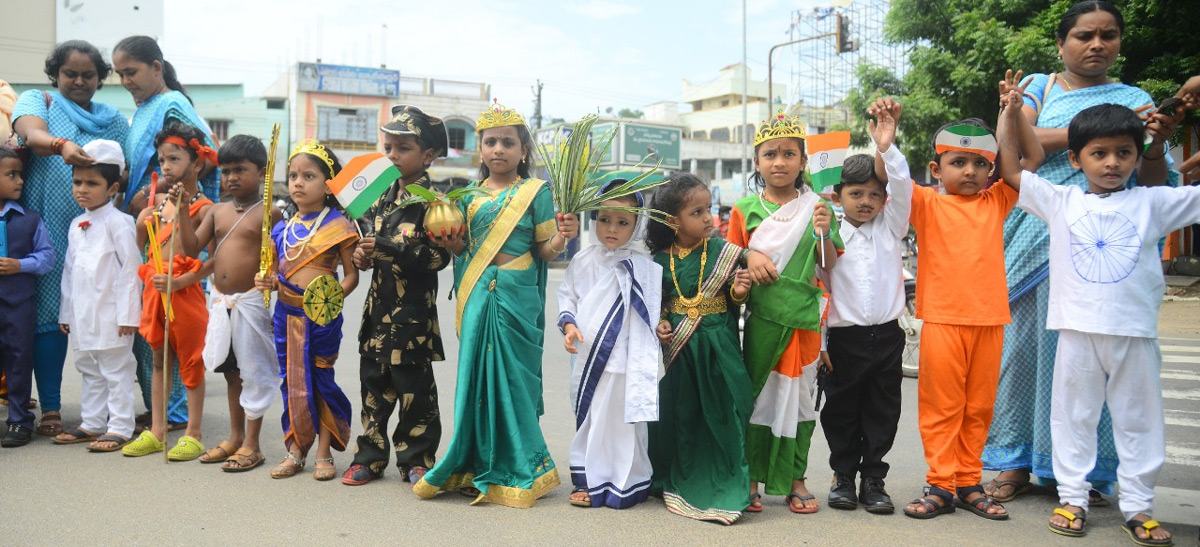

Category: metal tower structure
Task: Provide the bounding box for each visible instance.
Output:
[782,0,910,131]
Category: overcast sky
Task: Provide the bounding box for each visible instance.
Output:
[158,0,826,119]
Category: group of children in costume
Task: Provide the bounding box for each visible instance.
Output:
[0,70,1190,546]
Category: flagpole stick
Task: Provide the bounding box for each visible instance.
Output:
[818,226,826,269]
[161,192,182,464]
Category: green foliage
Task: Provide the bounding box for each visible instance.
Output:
[617,108,644,119]
[853,0,1200,165]
[396,184,492,209]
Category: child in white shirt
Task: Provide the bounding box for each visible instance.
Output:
[57,139,142,452]
[997,77,1194,546]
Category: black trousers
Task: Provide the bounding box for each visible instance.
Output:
[350,357,441,477]
[0,300,35,428]
[820,320,904,479]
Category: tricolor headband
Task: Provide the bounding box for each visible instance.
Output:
[162,136,218,164]
[934,125,997,163]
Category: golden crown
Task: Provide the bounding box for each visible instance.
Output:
[476,99,526,133]
[754,110,808,147]
[289,138,337,177]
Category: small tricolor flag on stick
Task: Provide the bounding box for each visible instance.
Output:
[806,131,851,193]
[328,153,400,219]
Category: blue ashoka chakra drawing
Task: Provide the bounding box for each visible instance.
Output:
[351,176,367,191]
[819,152,829,168]
[1068,210,1141,284]
[960,136,972,147]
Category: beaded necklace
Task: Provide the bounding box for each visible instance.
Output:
[468,179,517,249]
[283,207,330,262]
[156,190,204,223]
[757,188,801,222]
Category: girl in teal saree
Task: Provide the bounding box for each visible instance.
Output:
[414,101,578,508]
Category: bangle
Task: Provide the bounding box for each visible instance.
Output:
[1143,149,1166,161]
[812,230,832,241]
[729,284,749,304]
[548,236,565,255]
[51,137,68,155]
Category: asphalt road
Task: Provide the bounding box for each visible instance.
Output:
[1,268,1197,546]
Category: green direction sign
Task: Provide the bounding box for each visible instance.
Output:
[622,124,681,169]
[534,123,618,167]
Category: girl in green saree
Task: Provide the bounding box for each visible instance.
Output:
[414,101,578,508]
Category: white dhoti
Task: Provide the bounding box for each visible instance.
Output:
[203,288,278,419]
[1051,329,1165,521]
[569,370,652,509]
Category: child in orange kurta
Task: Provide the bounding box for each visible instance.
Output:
[896,117,1031,521]
[124,122,217,461]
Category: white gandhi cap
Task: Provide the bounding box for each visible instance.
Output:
[81,139,125,172]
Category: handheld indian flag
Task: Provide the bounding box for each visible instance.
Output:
[328,153,399,219]
[934,125,997,162]
[806,131,851,193]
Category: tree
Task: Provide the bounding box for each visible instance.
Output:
[617,108,644,119]
[851,0,1200,166]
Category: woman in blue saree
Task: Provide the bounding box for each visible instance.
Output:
[983,0,1181,503]
[413,101,578,508]
[12,40,129,437]
[112,35,219,429]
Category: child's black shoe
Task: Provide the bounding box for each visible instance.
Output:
[829,473,858,510]
[859,477,895,514]
[1,424,33,447]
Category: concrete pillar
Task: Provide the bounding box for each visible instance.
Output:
[715,158,724,180]
[690,158,698,173]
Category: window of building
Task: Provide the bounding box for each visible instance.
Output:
[692,130,707,140]
[210,120,230,143]
[317,106,378,145]
[447,127,467,151]
[266,99,285,109]
[710,127,730,142]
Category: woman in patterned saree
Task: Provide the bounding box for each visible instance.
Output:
[983,0,1181,504]
[414,101,578,508]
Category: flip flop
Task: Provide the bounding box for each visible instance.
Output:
[745,492,763,513]
[1123,517,1173,546]
[1049,506,1087,538]
[222,449,266,473]
[985,478,1032,502]
[53,426,99,445]
[87,434,131,453]
[122,430,165,457]
[569,488,592,508]
[199,440,239,463]
[787,492,820,514]
[167,435,206,462]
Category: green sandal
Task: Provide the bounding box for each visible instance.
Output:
[122,430,165,457]
[167,435,206,462]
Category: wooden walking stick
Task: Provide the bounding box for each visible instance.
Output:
[161,191,183,464]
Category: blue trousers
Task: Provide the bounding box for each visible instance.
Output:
[1,301,36,428]
[32,331,67,412]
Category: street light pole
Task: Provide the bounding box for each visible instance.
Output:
[766,31,837,108]
[741,0,747,179]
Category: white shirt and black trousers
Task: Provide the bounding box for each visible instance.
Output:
[818,145,913,480]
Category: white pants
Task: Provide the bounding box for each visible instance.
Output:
[1051,329,1165,520]
[75,344,137,438]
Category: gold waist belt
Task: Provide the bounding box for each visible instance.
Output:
[668,295,727,320]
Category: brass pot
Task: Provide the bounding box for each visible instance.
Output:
[424,200,466,236]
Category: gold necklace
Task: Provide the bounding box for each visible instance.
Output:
[1059,71,1075,91]
[674,238,703,259]
[670,239,707,320]
[758,189,800,222]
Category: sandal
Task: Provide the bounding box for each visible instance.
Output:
[53,426,99,445]
[903,485,955,519]
[87,434,131,453]
[570,487,592,507]
[407,466,428,484]
[198,440,239,464]
[270,453,305,479]
[1089,489,1109,508]
[787,491,819,514]
[36,411,62,436]
[954,485,1009,520]
[167,435,206,462]
[1049,505,1087,538]
[1123,516,1173,547]
[341,464,378,486]
[221,449,265,473]
[313,457,337,481]
[745,492,763,513]
[122,430,165,457]
[985,477,1032,502]
[458,486,481,497]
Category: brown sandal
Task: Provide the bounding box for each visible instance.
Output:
[199,440,239,463]
[36,411,63,436]
[313,457,336,481]
[222,449,265,472]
